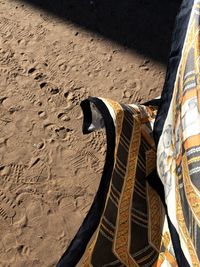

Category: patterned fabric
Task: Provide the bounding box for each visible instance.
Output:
[57,98,177,267]
[157,0,200,266]
[80,99,162,267]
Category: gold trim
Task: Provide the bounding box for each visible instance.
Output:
[176,164,199,266]
[182,155,200,226]
[113,118,141,266]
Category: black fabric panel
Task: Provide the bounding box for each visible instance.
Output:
[166,213,190,267]
[80,99,93,134]
[146,170,165,205]
[153,0,195,146]
[56,98,116,267]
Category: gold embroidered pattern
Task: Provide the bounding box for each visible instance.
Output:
[114,119,141,266]
[147,184,163,251]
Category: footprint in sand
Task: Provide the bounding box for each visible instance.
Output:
[27,67,36,75]
[0,163,24,186]
[49,88,59,95]
[17,244,30,257]
[0,47,15,65]
[64,87,87,109]
[27,66,48,88]
[86,130,106,155]
[122,89,142,103]
[0,18,13,37]
[70,148,102,174]
[39,82,61,99]
[28,66,61,98]
[39,82,47,89]
[43,123,57,138]
[22,90,37,105]
[0,189,16,222]
[55,127,74,141]
[34,72,46,82]
[57,113,70,122]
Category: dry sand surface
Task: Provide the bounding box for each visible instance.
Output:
[0,1,170,266]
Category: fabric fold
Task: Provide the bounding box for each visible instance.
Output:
[156,0,200,265]
[57,98,116,267]
[57,98,177,267]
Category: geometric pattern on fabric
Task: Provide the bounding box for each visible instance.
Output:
[74,98,176,267]
[157,0,200,266]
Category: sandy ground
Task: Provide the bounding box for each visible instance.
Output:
[0,1,167,266]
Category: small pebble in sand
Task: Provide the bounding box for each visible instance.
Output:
[0,165,10,176]
[123,90,131,98]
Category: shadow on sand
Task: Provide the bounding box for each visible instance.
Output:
[20,0,181,64]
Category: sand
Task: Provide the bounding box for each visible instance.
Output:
[0,1,169,266]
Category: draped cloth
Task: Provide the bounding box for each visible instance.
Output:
[57,98,176,267]
[56,0,200,266]
[154,0,200,265]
